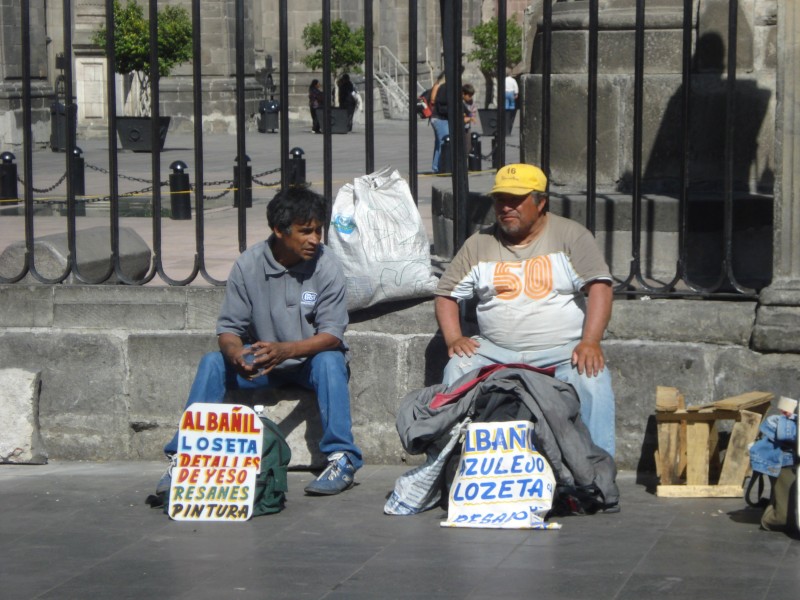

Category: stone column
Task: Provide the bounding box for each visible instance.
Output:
[0,0,52,146]
[753,1,800,352]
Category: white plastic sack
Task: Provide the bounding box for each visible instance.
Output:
[329,166,438,311]
[441,421,561,530]
[384,421,467,516]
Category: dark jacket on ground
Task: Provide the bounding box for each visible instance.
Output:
[396,364,620,507]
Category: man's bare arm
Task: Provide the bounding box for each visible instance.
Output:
[435,296,480,357]
[571,281,613,377]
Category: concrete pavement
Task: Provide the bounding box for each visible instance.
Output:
[1,461,798,600]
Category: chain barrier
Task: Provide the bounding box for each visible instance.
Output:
[17,172,68,194]
[471,138,519,162]
[251,167,281,189]
[86,162,159,185]
[10,163,283,206]
[199,185,233,201]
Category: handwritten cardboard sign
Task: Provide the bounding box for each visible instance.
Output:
[442,420,560,529]
[169,403,263,522]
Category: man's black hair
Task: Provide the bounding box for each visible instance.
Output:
[267,186,327,234]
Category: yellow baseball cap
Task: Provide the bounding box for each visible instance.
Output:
[490,163,548,196]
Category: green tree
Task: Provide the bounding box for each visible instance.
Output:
[302,18,365,93]
[93,0,192,116]
[467,16,523,108]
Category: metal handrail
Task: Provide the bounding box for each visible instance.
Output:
[377,45,425,95]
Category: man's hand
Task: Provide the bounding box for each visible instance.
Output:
[446,336,481,358]
[219,334,295,379]
[222,331,341,380]
[248,341,295,376]
[219,333,257,379]
[571,340,605,377]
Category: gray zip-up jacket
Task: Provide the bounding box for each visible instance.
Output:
[396,365,619,507]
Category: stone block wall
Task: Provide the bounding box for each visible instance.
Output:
[522,0,777,195]
[2,284,800,473]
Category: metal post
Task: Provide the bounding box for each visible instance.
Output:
[169,160,192,220]
[439,135,452,174]
[469,133,482,172]
[0,152,18,202]
[289,147,306,187]
[233,154,252,208]
[71,147,85,197]
[491,136,501,169]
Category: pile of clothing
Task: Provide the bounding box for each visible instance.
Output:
[386,364,620,516]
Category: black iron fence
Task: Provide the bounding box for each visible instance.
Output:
[0,0,770,296]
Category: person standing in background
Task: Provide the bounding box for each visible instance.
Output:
[309,79,324,134]
[505,68,519,110]
[462,83,477,157]
[337,74,357,132]
[429,72,448,173]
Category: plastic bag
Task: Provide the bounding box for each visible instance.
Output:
[384,420,468,516]
[329,167,438,311]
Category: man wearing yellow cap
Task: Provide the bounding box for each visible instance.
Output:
[434,163,616,456]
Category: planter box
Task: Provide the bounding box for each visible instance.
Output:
[117,116,171,152]
[478,109,516,137]
[315,107,350,134]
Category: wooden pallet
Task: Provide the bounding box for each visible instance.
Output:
[654,388,773,498]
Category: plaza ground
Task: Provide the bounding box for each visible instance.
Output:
[1,461,798,600]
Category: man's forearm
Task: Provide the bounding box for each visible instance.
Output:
[434,296,463,345]
[218,332,245,362]
[583,281,613,343]
[280,332,342,359]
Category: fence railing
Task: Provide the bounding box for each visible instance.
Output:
[0,0,770,298]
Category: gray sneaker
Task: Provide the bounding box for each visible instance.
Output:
[304,452,356,496]
[147,454,176,508]
[156,454,176,495]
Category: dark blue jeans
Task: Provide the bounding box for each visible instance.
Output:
[164,350,363,469]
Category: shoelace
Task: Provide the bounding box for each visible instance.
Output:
[321,455,353,481]
[322,461,343,480]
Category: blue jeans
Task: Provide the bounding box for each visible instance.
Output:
[505,91,516,110]
[442,337,616,457]
[431,117,449,173]
[164,350,363,469]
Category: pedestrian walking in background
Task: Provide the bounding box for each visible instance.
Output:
[430,72,448,173]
